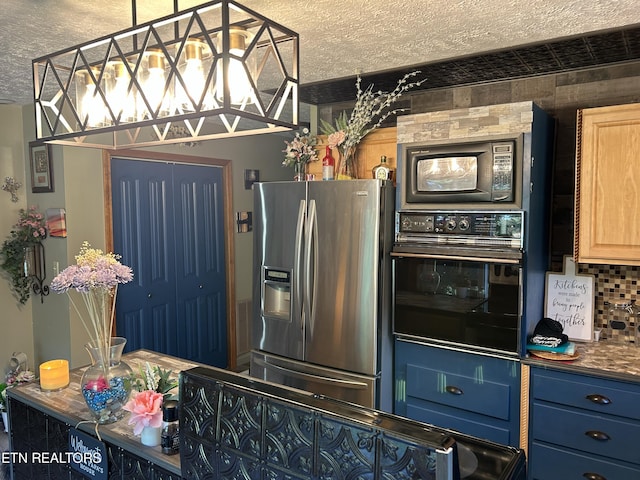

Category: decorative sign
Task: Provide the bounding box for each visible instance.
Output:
[545,256,594,342]
[68,428,107,480]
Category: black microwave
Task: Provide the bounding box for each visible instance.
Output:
[398,134,524,210]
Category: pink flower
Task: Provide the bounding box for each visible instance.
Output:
[328,131,346,149]
[85,376,109,392]
[123,390,163,435]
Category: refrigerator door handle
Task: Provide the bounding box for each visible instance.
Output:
[255,356,370,389]
[295,199,306,323]
[304,199,317,331]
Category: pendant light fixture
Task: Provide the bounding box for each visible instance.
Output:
[32,0,299,149]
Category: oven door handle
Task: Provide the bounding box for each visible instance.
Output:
[390,251,520,264]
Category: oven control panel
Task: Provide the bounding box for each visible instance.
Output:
[396,211,524,247]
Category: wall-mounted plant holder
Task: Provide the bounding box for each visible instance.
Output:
[24,242,49,303]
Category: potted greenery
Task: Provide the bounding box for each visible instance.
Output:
[0,383,7,432]
[0,206,47,304]
[0,367,36,433]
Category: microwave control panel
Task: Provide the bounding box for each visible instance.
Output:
[491,142,514,196]
[396,211,524,248]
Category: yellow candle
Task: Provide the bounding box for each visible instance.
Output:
[39,359,69,391]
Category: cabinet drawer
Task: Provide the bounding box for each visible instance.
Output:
[531,403,640,464]
[529,442,640,480]
[532,370,640,420]
[407,402,511,446]
[406,363,511,420]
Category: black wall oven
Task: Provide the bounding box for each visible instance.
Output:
[392,211,524,356]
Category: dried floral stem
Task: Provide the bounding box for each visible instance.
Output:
[68,288,114,374]
[51,242,133,377]
[320,71,426,152]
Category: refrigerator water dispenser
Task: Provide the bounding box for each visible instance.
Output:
[262,268,291,319]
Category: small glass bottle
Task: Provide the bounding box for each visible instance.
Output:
[322,146,335,181]
[372,155,392,180]
[161,400,180,455]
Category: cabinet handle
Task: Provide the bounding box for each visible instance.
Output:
[585,394,611,405]
[445,385,463,395]
[585,430,611,442]
[582,473,607,480]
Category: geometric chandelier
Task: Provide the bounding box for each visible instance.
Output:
[32,0,299,149]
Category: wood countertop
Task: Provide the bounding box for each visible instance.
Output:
[7,349,203,475]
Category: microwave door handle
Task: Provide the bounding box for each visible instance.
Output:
[294,199,306,322]
[304,199,316,331]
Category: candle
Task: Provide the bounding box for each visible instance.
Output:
[39,359,69,391]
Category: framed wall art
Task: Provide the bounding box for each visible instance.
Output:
[46,208,67,237]
[30,142,54,193]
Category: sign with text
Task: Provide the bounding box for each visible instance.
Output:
[545,256,594,342]
[68,428,107,480]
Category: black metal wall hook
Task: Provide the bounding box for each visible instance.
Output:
[24,241,49,303]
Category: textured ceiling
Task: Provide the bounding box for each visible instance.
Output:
[1,0,639,106]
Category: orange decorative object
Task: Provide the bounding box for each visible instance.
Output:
[39,359,70,391]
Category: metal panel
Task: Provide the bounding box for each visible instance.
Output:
[305,180,383,376]
[253,181,307,361]
[250,351,376,409]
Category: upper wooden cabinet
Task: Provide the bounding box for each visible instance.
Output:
[575,103,640,265]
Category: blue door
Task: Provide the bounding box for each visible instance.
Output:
[111,158,227,367]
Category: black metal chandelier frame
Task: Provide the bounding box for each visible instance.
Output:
[32,0,299,149]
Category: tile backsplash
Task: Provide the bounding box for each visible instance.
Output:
[579,263,640,344]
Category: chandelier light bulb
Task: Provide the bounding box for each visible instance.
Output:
[107,61,136,122]
[216,28,254,105]
[176,39,212,111]
[139,50,169,119]
[77,69,107,128]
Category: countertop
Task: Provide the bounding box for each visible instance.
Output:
[523,340,640,383]
[7,349,199,475]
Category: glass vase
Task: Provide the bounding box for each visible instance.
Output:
[293,162,306,181]
[337,146,358,179]
[81,336,133,424]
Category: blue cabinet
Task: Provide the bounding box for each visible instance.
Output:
[529,367,640,479]
[394,338,522,446]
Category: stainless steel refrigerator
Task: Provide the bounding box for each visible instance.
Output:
[250,179,394,411]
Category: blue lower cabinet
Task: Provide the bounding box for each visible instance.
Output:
[529,443,640,479]
[394,338,522,447]
[529,366,640,479]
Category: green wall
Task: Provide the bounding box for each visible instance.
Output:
[0,103,291,370]
[0,104,35,372]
